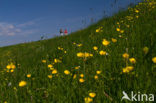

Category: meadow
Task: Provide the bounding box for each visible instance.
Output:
[0,0,156,103]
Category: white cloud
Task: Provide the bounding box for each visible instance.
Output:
[0,21,37,36]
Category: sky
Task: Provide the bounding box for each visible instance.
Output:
[0,0,141,47]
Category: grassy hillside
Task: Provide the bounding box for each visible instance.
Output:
[0,0,156,103]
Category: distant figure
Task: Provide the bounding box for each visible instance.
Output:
[60,29,63,36]
[64,29,68,35]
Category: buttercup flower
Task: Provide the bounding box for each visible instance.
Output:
[93,46,98,51]
[79,78,85,83]
[99,51,106,55]
[64,70,70,75]
[19,81,27,87]
[129,58,136,64]
[52,69,58,74]
[89,92,96,98]
[27,74,31,78]
[112,38,117,43]
[122,53,129,59]
[102,39,110,46]
[48,75,52,79]
[152,57,156,63]
[84,97,93,103]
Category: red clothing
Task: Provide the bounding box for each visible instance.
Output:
[64,29,68,35]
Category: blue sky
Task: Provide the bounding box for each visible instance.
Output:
[0,0,141,47]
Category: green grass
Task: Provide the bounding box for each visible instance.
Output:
[0,0,156,103]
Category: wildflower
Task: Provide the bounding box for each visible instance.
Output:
[19,81,27,87]
[54,59,61,63]
[10,64,16,69]
[94,75,98,79]
[27,74,31,78]
[120,30,124,33]
[77,52,84,57]
[122,53,129,59]
[96,70,101,74]
[89,92,96,98]
[129,58,136,64]
[77,44,82,47]
[42,60,46,63]
[6,65,11,69]
[48,75,52,79]
[64,70,70,75]
[102,39,110,46]
[73,74,77,79]
[143,47,149,54]
[80,74,84,78]
[136,15,139,18]
[135,9,139,13]
[152,57,156,63]
[75,66,80,70]
[112,38,117,43]
[116,28,120,31]
[52,69,57,74]
[96,29,100,33]
[64,51,67,53]
[79,78,85,83]
[123,66,134,73]
[99,50,106,55]
[93,46,98,51]
[48,64,53,68]
[84,97,93,103]
[10,69,14,72]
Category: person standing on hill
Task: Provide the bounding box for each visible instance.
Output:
[60,29,63,36]
[64,29,68,35]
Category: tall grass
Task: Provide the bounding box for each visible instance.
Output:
[0,0,156,102]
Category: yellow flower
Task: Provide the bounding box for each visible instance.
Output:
[48,75,52,79]
[116,28,120,31]
[123,66,134,73]
[52,69,57,74]
[6,65,11,69]
[79,78,85,83]
[73,74,77,79]
[102,39,110,46]
[84,97,93,103]
[129,58,136,64]
[84,53,90,57]
[112,38,117,43]
[136,15,139,18]
[77,52,84,57]
[135,9,139,13]
[122,53,129,59]
[10,69,14,72]
[96,70,101,74]
[48,64,53,68]
[27,74,31,78]
[93,46,98,51]
[10,64,16,69]
[89,92,96,98]
[94,75,98,79]
[80,74,84,78]
[19,81,27,87]
[120,30,124,33]
[152,57,156,63]
[96,29,99,32]
[77,44,82,47]
[75,66,80,70]
[64,70,70,75]
[143,47,149,54]
[54,59,61,63]
[42,60,46,63]
[99,50,106,55]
